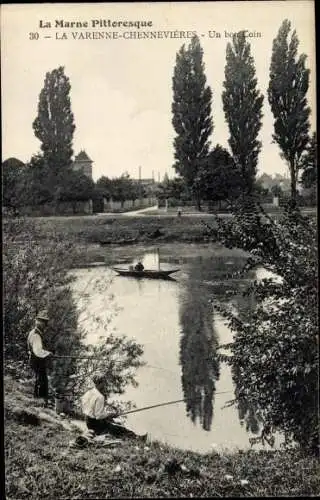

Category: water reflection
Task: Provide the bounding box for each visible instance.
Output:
[178,254,256,432]
[227,278,264,436]
[233,363,261,434]
[73,244,280,452]
[179,269,220,431]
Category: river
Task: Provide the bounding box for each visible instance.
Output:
[71,243,277,454]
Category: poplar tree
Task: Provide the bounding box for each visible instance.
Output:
[268,20,311,206]
[172,35,213,210]
[33,66,75,171]
[301,132,317,189]
[222,31,264,196]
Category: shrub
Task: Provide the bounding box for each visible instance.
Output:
[208,200,318,453]
[3,217,145,407]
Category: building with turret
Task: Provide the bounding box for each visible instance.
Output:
[72,150,93,179]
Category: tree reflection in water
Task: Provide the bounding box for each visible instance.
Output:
[227,278,264,436]
[178,254,261,433]
[178,258,220,431]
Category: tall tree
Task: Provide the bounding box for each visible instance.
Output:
[172,35,213,210]
[33,66,75,171]
[301,132,317,189]
[222,31,264,196]
[268,20,311,206]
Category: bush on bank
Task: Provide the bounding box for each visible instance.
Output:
[3,216,144,404]
[209,201,318,453]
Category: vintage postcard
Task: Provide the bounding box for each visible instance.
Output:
[2,1,317,498]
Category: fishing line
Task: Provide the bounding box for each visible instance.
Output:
[52,356,181,375]
[50,390,233,402]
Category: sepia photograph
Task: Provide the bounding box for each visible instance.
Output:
[2,1,318,498]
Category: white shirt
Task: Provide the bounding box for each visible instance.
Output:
[81,387,109,419]
[27,328,51,359]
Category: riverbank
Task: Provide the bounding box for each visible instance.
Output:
[7,210,316,268]
[5,375,320,498]
[15,215,224,267]
[30,214,219,244]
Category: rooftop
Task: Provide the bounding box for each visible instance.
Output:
[74,150,92,162]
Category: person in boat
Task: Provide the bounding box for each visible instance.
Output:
[27,310,53,406]
[134,261,144,272]
[81,373,147,441]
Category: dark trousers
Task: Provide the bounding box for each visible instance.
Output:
[86,416,138,439]
[30,357,49,400]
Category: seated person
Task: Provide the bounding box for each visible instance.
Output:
[134,261,144,272]
[81,373,147,441]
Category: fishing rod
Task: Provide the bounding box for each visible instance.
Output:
[116,391,233,417]
[52,391,234,415]
[118,399,186,416]
[53,355,104,360]
[52,356,181,374]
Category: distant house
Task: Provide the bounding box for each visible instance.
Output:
[72,150,93,179]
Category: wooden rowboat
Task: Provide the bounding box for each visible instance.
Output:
[112,267,179,280]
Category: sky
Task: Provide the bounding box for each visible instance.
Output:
[1,1,316,182]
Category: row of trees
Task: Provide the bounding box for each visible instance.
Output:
[4,19,316,214]
[2,65,155,214]
[170,19,318,453]
[2,156,151,213]
[172,21,316,208]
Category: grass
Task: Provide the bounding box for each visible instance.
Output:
[30,214,218,242]
[4,375,320,498]
[23,206,317,244]
[8,209,314,267]
[17,215,221,267]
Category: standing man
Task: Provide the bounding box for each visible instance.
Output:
[27,310,53,406]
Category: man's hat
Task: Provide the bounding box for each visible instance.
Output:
[92,372,105,385]
[36,310,49,322]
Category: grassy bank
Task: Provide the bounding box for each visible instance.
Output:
[30,215,218,244]
[26,215,254,267]
[7,209,314,268]
[23,208,318,245]
[18,215,222,267]
[5,376,320,498]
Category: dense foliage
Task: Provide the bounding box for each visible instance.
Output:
[198,144,242,207]
[2,158,26,210]
[268,20,311,206]
[209,202,318,453]
[3,217,83,394]
[222,31,264,194]
[3,217,144,402]
[301,132,317,189]
[172,35,213,209]
[157,175,189,205]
